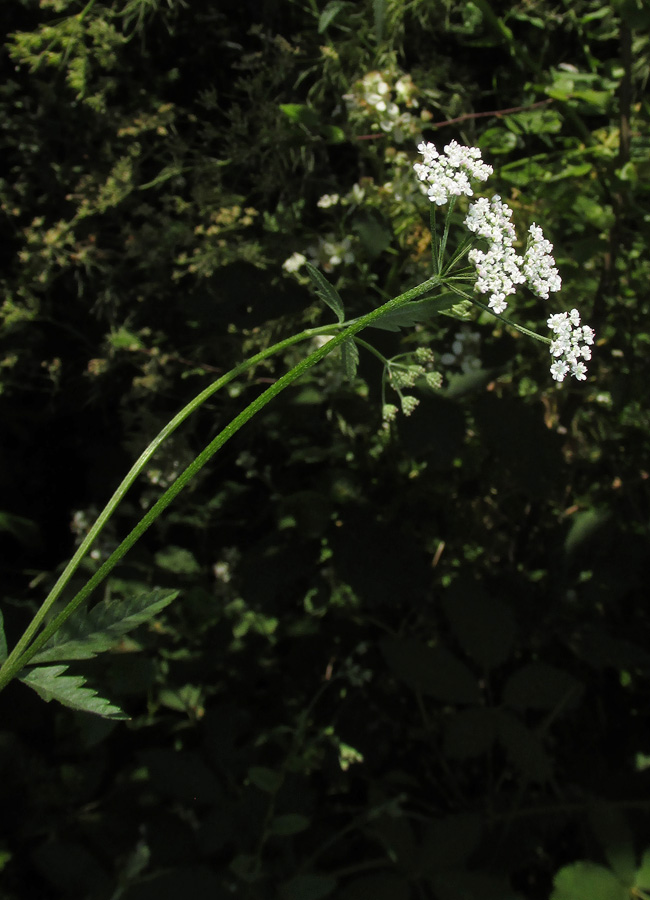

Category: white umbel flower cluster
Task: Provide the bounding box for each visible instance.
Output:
[413,140,493,206]
[465,196,526,314]
[547,309,595,382]
[465,197,562,313]
[524,225,562,299]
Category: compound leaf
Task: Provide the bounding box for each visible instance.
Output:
[21,665,127,719]
[369,295,457,332]
[305,263,345,323]
[29,588,178,663]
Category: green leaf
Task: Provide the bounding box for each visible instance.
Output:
[154,545,201,574]
[588,803,636,885]
[318,1,349,33]
[380,637,480,703]
[503,662,583,712]
[279,104,320,129]
[0,609,6,664]
[351,210,392,258]
[20,665,127,719]
[248,766,284,793]
[373,0,386,40]
[341,338,359,382]
[369,295,458,332]
[442,577,515,669]
[565,508,610,557]
[305,263,345,323]
[268,814,310,836]
[280,874,338,900]
[550,862,628,900]
[30,588,179,663]
[634,848,650,889]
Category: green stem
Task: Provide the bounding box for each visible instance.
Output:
[352,337,389,367]
[0,323,341,686]
[448,284,551,345]
[0,276,440,690]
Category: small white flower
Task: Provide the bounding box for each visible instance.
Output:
[317,193,340,209]
[282,252,307,273]
[414,140,493,206]
[547,309,595,382]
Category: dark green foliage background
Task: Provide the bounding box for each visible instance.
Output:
[1,0,650,898]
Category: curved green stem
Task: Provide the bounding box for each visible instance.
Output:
[448,284,551,344]
[0,323,338,686]
[0,276,440,690]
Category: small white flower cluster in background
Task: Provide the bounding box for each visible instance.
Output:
[547,309,595,382]
[414,140,493,206]
[282,251,307,273]
[282,235,355,275]
[344,69,421,140]
[317,193,340,209]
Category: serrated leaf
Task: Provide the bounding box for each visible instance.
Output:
[0,608,7,663]
[369,295,457,332]
[503,662,583,712]
[318,0,349,32]
[305,263,345,323]
[21,665,127,719]
[341,338,359,381]
[380,637,480,704]
[550,862,628,900]
[30,588,179,663]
